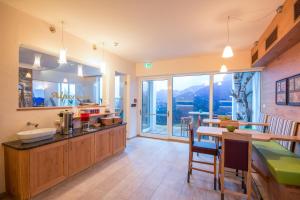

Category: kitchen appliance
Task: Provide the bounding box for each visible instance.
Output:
[58,110,74,134]
[80,111,90,131]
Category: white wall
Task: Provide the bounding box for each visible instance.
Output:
[0,2,137,193]
[136,50,252,77]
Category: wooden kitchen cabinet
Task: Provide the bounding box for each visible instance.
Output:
[4,140,68,200]
[3,124,126,199]
[68,134,95,176]
[95,129,112,162]
[111,125,126,154]
[29,141,69,196]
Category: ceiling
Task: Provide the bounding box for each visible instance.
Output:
[2,0,284,62]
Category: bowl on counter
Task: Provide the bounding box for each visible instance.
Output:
[112,117,123,124]
[100,117,114,126]
[17,128,57,143]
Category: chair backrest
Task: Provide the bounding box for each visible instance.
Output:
[257,113,268,132]
[221,132,252,171]
[266,115,298,151]
[188,123,194,147]
[219,120,239,128]
[266,115,279,133]
[275,119,297,151]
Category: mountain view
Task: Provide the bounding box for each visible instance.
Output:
[155,75,233,125]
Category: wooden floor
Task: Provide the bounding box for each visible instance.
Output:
[7,137,260,200]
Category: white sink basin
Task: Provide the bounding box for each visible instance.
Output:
[17,128,57,143]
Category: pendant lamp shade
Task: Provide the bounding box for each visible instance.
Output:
[222,16,234,58]
[77,65,83,77]
[220,64,228,73]
[58,21,67,64]
[58,48,67,64]
[222,45,234,58]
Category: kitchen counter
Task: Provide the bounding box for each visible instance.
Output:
[2,122,126,150]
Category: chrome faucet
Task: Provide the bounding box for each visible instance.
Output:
[27,122,39,128]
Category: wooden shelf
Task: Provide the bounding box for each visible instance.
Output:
[17,105,107,111]
[252,0,300,67]
[73,112,117,119]
[252,19,300,67]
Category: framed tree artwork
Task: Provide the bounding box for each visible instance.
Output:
[275,78,287,105]
[288,74,300,106]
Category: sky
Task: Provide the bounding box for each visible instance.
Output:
[145,74,230,91]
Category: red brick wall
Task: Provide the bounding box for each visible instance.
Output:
[261,42,300,121]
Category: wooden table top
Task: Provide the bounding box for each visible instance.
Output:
[202,119,269,127]
[196,126,300,142]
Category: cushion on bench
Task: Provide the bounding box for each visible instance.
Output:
[253,141,300,186]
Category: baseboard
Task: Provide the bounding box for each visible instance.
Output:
[127,135,137,140]
[137,135,189,144]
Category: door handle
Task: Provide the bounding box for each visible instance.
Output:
[167,111,169,117]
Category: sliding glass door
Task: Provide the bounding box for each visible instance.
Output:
[139,71,261,139]
[141,79,169,136]
[172,75,210,137]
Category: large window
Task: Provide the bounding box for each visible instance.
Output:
[213,74,233,118]
[140,71,261,138]
[141,79,168,135]
[213,72,261,123]
[115,74,125,119]
[172,75,210,137]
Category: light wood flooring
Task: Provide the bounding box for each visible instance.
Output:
[7,137,261,200]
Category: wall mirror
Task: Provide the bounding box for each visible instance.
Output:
[18,46,103,108]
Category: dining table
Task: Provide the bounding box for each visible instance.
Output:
[196,126,300,142]
[202,118,270,127]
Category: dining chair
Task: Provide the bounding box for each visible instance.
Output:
[266,115,279,133]
[218,120,240,176]
[181,116,192,137]
[256,113,268,132]
[219,132,252,200]
[219,120,239,128]
[187,123,219,190]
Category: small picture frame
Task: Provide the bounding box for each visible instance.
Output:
[288,74,300,106]
[275,78,287,105]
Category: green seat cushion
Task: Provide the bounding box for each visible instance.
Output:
[253,141,300,186]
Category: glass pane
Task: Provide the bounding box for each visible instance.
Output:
[172,75,210,137]
[213,72,261,129]
[232,72,261,127]
[142,80,168,135]
[114,75,125,119]
[213,74,233,119]
[18,46,103,108]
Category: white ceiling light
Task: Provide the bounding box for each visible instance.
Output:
[222,45,233,58]
[100,62,106,74]
[220,64,228,73]
[58,48,67,64]
[222,16,234,58]
[63,78,68,83]
[25,72,31,78]
[33,54,41,68]
[77,65,83,77]
[58,21,67,64]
